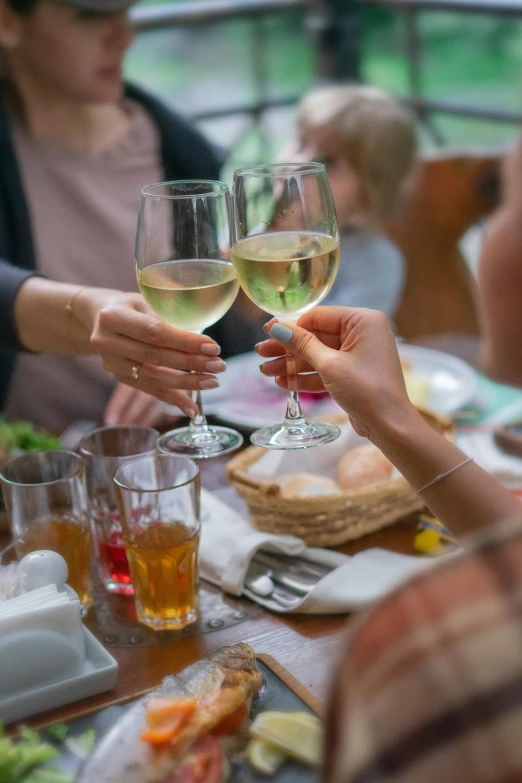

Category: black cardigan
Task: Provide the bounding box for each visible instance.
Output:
[0,83,225,409]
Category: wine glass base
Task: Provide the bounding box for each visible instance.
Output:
[251,420,341,450]
[157,426,243,460]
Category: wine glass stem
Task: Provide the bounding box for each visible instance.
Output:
[283,351,306,428]
[189,388,211,434]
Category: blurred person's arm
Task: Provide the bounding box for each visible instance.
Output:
[478,140,522,387]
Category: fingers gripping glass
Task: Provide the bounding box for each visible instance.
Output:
[135,180,243,459]
[231,162,341,450]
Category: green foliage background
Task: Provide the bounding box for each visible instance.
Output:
[125,1,522,174]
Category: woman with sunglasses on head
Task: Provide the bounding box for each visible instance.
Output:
[0,0,225,432]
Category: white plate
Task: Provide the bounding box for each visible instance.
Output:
[397,344,477,415]
[202,351,304,429]
[171,344,477,429]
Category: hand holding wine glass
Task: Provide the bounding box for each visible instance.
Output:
[231,162,340,449]
[258,306,409,440]
[135,180,243,459]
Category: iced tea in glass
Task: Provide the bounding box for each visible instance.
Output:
[114,454,200,630]
[0,450,92,614]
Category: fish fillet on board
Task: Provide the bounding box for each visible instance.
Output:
[77,643,263,783]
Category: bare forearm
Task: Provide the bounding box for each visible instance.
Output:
[370,406,521,538]
[14,277,108,354]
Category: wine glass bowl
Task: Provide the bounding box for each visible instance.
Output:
[231,162,341,450]
[231,230,340,320]
[135,180,244,459]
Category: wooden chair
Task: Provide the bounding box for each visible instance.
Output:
[385,149,503,340]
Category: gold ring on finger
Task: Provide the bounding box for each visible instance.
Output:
[131,364,141,382]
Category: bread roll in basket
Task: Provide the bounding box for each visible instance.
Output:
[226,408,454,547]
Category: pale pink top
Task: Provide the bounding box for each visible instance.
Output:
[4,101,162,433]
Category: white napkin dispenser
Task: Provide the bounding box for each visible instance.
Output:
[0,551,118,724]
[0,629,84,697]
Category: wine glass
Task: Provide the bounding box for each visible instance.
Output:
[231,162,340,450]
[135,180,244,459]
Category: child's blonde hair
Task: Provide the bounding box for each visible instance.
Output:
[297,84,417,221]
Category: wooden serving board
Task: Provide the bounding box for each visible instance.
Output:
[31,654,323,782]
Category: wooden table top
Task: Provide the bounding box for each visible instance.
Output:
[0,453,419,730]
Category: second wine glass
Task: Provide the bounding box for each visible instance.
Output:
[231,162,341,450]
[135,180,243,459]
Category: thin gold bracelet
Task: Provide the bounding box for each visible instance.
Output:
[65,286,88,350]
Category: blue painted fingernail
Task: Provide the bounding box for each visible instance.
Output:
[269,323,293,344]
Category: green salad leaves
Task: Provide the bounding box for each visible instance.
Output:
[0,419,61,454]
[0,724,70,783]
[0,722,96,783]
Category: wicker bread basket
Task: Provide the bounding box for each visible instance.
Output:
[226,408,454,547]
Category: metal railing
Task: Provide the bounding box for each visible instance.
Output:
[131,0,311,135]
[131,0,308,29]
[364,0,522,14]
[360,0,522,143]
[130,0,522,148]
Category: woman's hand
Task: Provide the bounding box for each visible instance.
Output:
[257,306,413,439]
[77,290,225,416]
[260,306,522,536]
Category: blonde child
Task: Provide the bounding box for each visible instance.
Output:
[211,86,417,356]
[288,84,417,320]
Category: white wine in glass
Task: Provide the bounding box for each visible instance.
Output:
[138,259,238,333]
[231,163,341,450]
[231,230,339,319]
[135,180,243,459]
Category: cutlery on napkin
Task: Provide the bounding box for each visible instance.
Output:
[200,489,439,614]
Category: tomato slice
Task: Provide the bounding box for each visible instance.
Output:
[164,735,224,783]
[210,704,248,737]
[141,697,197,745]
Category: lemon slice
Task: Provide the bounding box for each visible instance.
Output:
[248,738,287,775]
[250,711,323,767]
[290,711,321,726]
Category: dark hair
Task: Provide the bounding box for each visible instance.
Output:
[6,0,38,12]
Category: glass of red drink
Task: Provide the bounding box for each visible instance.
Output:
[78,426,159,595]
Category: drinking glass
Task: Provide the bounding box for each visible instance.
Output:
[231,162,341,449]
[0,450,92,614]
[114,454,200,631]
[135,180,243,459]
[77,425,159,595]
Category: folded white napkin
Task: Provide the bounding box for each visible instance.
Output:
[457,432,522,489]
[200,488,437,614]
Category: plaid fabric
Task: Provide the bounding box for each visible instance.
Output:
[324,516,522,783]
